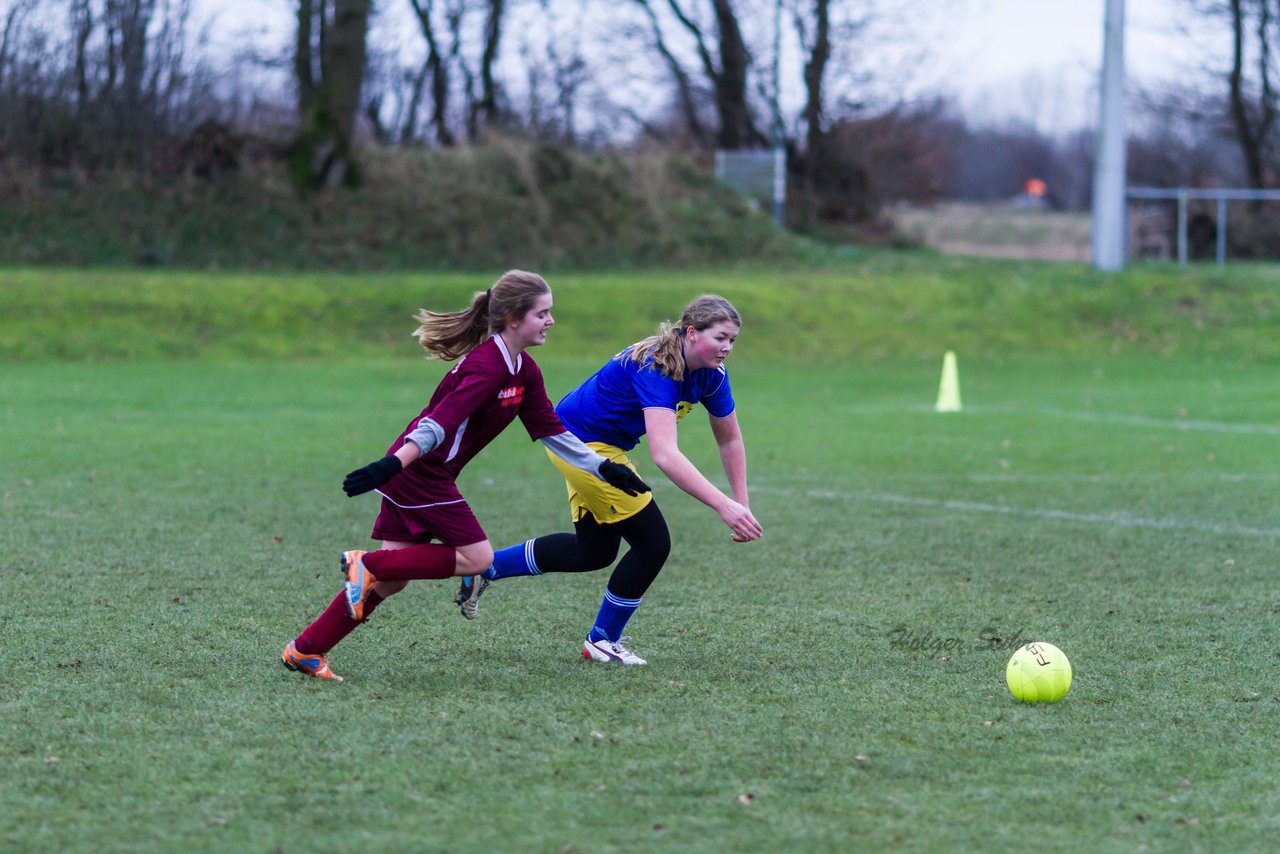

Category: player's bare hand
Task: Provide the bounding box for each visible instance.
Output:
[718,500,762,542]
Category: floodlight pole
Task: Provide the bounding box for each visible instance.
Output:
[1091,0,1127,271]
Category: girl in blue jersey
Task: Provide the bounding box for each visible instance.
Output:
[457,294,763,664]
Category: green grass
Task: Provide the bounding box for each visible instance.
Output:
[3,252,1280,363]
[4,260,1280,850]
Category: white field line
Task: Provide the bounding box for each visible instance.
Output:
[836,405,1280,436]
[987,408,1280,436]
[957,472,1280,483]
[753,484,1280,539]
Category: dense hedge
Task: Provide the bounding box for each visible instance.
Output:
[0,141,805,270]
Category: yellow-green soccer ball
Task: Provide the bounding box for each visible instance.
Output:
[1005,642,1072,703]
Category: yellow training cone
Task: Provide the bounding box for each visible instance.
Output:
[935,351,962,412]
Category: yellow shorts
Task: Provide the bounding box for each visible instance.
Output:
[546,443,653,525]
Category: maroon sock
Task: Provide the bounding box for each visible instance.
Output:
[363,542,457,581]
[294,589,386,656]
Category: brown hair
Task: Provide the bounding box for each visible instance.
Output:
[622,294,741,381]
[412,270,551,360]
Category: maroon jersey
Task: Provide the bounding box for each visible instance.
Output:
[377,334,564,509]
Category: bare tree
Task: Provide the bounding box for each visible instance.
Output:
[792,0,830,188]
[69,0,93,110]
[406,0,455,144]
[707,0,756,147]
[295,0,321,120]
[291,0,372,190]
[538,0,589,142]
[473,0,505,131]
[0,2,27,85]
[1226,0,1278,187]
[0,0,38,142]
[631,0,710,145]
[1184,0,1279,187]
[629,0,762,149]
[397,50,432,143]
[0,0,207,167]
[399,0,510,144]
[115,0,157,121]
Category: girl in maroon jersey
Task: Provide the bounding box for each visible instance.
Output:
[281,270,647,681]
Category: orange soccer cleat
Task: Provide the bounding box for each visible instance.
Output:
[340,549,375,622]
[281,640,344,682]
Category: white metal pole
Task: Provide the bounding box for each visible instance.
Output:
[1177,189,1188,267]
[773,147,786,225]
[1092,0,1127,271]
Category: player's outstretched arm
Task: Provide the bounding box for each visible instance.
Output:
[644,408,762,542]
[540,431,651,496]
[341,420,437,497]
[711,412,757,545]
[342,455,402,497]
[709,411,757,540]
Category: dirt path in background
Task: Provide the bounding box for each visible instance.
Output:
[889,203,1092,262]
[931,240,1091,261]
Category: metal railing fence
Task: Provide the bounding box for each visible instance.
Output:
[1126,187,1280,266]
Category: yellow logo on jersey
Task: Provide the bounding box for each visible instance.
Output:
[675,401,698,422]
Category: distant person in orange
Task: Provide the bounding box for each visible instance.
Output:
[1020,178,1048,209]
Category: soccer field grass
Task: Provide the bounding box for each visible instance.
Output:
[4,349,1279,851]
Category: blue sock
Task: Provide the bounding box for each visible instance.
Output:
[484,539,543,581]
[588,588,643,643]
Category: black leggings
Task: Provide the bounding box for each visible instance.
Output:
[530,500,672,600]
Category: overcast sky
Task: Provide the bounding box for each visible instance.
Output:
[926,0,1188,89]
[193,0,1205,135]
[921,0,1206,130]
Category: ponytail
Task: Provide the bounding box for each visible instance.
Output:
[412,271,550,360]
[622,294,741,381]
[412,291,492,360]
[622,323,687,380]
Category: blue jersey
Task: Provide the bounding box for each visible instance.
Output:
[556,347,736,451]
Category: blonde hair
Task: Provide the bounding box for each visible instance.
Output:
[622,294,741,381]
[412,270,551,360]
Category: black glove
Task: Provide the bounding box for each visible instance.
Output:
[597,459,650,497]
[343,455,403,497]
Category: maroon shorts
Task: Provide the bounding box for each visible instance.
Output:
[370,495,487,547]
